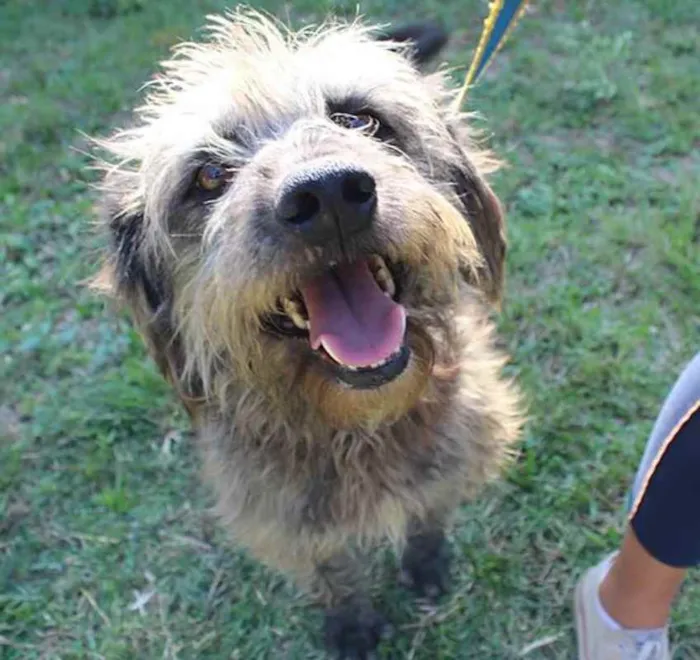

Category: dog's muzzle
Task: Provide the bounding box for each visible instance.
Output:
[266,164,410,388]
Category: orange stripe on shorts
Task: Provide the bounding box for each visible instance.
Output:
[629,398,700,521]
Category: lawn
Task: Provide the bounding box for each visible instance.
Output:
[1,0,698,658]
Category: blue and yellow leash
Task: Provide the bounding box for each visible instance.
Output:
[454,0,530,110]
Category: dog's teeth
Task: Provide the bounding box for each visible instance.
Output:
[368,254,385,269]
[321,342,398,371]
[369,255,396,297]
[321,341,342,364]
[376,270,395,297]
[282,297,309,329]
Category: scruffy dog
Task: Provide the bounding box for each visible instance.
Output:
[93,8,523,658]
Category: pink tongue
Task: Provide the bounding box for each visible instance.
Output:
[300,261,406,368]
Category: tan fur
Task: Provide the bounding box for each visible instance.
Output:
[92,7,524,652]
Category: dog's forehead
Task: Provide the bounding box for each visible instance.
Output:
[293,30,418,96]
[231,37,418,123]
[147,29,422,143]
[125,18,451,181]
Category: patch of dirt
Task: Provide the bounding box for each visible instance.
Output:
[0,405,22,444]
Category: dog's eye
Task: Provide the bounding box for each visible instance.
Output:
[330,112,381,137]
[196,163,230,192]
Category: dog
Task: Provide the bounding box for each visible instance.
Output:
[92,8,524,658]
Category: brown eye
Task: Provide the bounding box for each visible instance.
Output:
[330,112,381,137]
[196,163,229,192]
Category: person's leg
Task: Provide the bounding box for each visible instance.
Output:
[601,352,700,626]
[576,351,700,659]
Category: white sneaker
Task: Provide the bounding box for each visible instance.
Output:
[574,553,671,660]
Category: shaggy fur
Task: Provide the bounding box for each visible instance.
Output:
[92,8,524,658]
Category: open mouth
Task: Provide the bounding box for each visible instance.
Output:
[263,255,410,389]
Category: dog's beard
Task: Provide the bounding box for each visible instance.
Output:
[179,189,480,421]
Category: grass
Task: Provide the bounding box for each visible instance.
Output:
[1,0,698,657]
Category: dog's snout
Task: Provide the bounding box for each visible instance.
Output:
[275,165,376,245]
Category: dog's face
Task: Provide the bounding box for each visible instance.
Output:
[96,10,506,429]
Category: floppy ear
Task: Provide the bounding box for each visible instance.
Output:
[93,193,203,416]
[375,21,449,67]
[446,126,507,305]
[101,200,166,314]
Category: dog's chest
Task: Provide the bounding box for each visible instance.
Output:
[287,432,464,534]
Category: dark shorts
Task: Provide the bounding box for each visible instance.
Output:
[627,352,700,568]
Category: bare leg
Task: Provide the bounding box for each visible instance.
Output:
[599,527,686,629]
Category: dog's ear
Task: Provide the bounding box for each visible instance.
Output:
[446,127,507,305]
[93,195,203,415]
[375,21,449,67]
[102,201,166,314]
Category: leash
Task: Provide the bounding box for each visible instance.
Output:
[453,0,530,110]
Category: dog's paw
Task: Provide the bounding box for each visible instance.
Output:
[400,531,451,601]
[323,603,390,659]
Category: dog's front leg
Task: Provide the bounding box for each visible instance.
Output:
[400,512,452,601]
[310,549,389,660]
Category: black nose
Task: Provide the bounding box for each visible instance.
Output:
[275,164,377,245]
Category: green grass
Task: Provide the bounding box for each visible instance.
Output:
[1,0,698,657]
